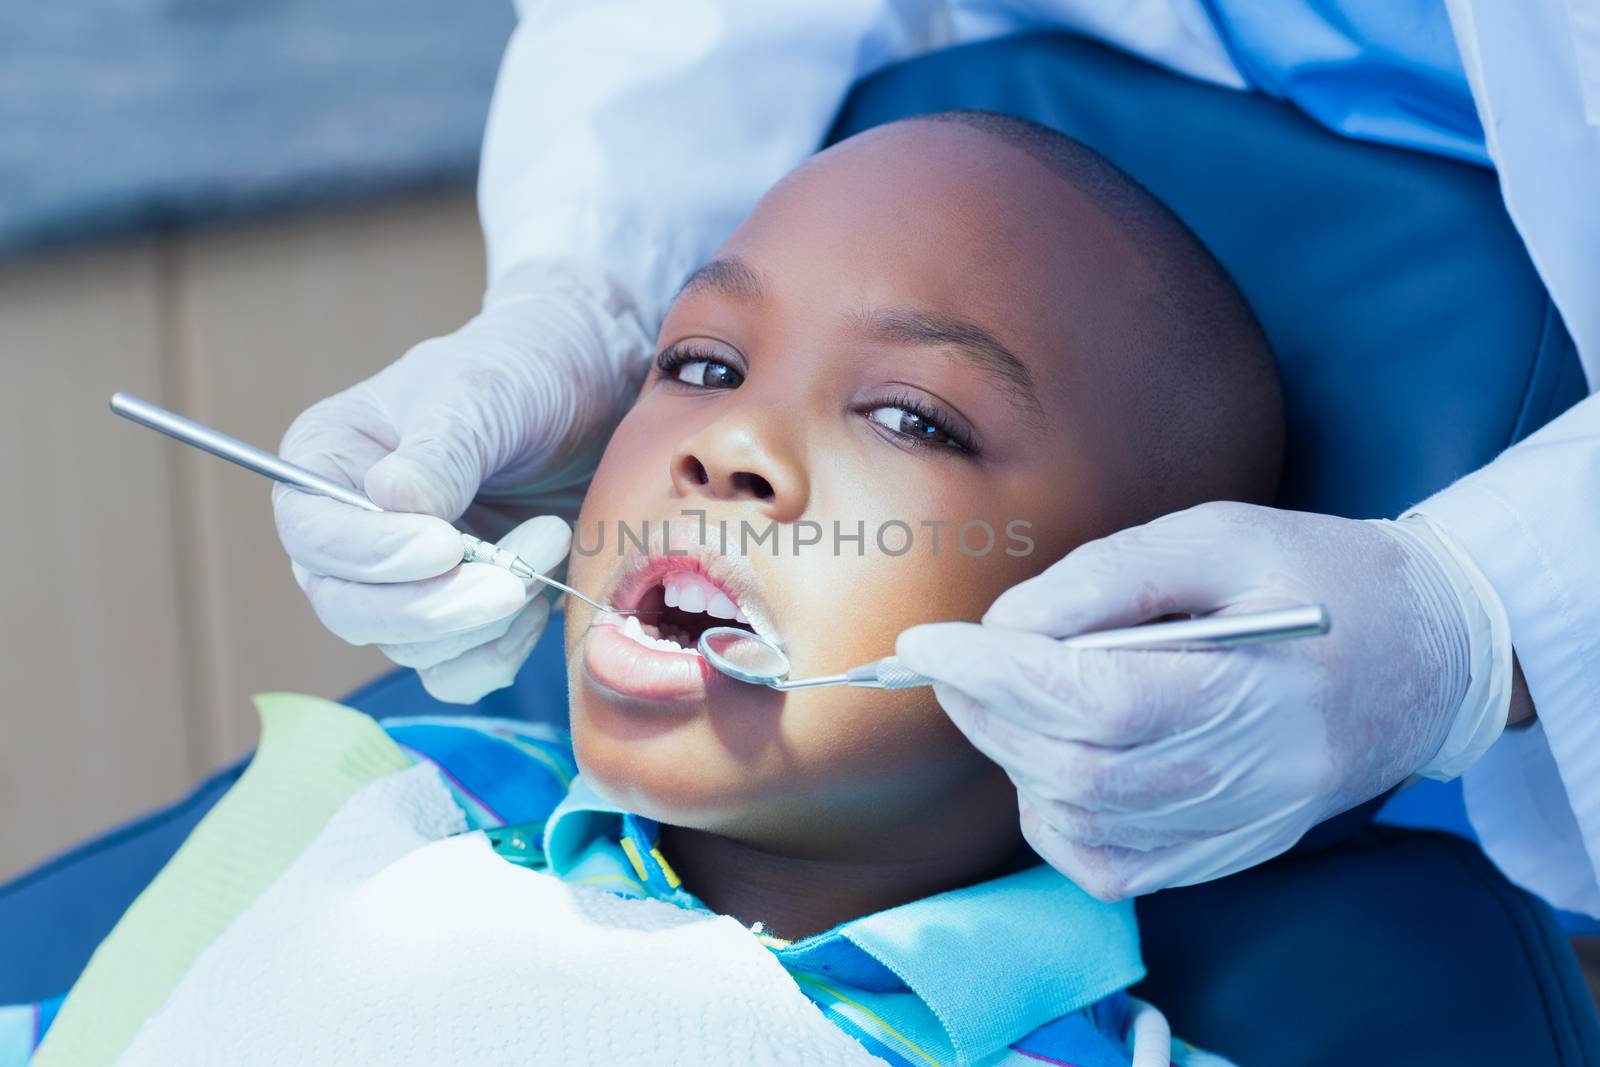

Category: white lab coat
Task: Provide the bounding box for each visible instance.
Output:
[478,0,1600,915]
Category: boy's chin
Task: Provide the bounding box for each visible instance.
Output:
[575,761,765,840]
[571,720,775,826]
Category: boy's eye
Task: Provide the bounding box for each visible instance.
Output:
[675,359,743,388]
[866,404,969,452]
[656,344,744,389]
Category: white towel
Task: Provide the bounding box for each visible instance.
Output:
[116,763,882,1066]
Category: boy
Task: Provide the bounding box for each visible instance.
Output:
[18,112,1278,1065]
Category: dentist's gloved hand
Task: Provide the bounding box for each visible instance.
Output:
[896,502,1512,900]
[274,260,652,702]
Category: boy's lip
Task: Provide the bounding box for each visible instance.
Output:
[582,619,724,705]
[602,520,782,647]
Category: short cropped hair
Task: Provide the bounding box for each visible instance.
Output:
[909,109,1284,511]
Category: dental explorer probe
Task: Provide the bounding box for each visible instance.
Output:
[698,604,1331,691]
[108,392,644,616]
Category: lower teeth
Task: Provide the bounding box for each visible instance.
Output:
[620,615,699,655]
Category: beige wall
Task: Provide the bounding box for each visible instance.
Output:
[0,192,485,880]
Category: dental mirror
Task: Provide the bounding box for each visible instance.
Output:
[698,627,793,685]
[697,604,1331,692]
[696,626,926,691]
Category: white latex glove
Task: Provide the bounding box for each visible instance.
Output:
[896,502,1513,900]
[274,259,652,702]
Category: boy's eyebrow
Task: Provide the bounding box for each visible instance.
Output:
[676,260,1044,422]
[677,257,766,302]
[854,307,1044,422]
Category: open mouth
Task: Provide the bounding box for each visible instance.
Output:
[581,527,781,704]
[620,570,760,655]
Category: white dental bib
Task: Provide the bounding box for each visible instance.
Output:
[115,764,882,1066]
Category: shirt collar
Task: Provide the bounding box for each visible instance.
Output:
[827,864,1143,1063]
[544,777,1144,1065]
[544,776,631,873]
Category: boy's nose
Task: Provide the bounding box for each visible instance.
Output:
[670,420,808,523]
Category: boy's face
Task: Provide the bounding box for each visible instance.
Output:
[566,122,1156,859]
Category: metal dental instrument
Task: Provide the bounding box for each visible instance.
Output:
[698,604,1331,691]
[108,392,645,616]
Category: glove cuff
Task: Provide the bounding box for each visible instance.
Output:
[1388,514,1513,780]
[466,258,656,501]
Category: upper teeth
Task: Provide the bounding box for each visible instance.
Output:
[663,573,750,624]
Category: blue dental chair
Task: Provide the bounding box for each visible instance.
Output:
[4,30,1597,1066]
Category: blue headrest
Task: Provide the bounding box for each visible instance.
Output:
[828,33,1586,519]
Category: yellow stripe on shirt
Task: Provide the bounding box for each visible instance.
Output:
[793,973,946,1067]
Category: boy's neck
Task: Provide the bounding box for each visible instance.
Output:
[659,800,1023,941]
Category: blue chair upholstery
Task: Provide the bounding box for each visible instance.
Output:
[0,760,247,1004]
[2,29,1595,1065]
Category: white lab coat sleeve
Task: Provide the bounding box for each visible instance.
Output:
[478,1,944,333]
[1414,1,1600,917]
[477,0,1245,334]
[1444,0,1600,382]
[1414,395,1600,918]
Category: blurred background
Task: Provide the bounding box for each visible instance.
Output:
[0,2,516,880]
